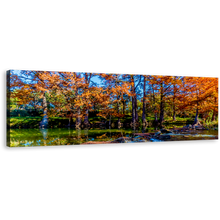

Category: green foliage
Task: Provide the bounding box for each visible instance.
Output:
[201,119,218,130]
[9,117,69,128]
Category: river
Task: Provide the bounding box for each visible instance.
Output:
[8,127,218,147]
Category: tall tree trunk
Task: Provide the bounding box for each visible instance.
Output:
[173,83,176,121]
[130,75,140,129]
[131,76,136,127]
[132,96,135,127]
[135,96,138,122]
[122,100,125,115]
[117,99,120,125]
[142,76,146,122]
[152,85,158,122]
[75,85,81,127]
[173,105,176,121]
[40,92,48,128]
[68,115,73,127]
[76,107,81,125]
[193,90,200,125]
[84,109,89,126]
[159,101,164,124]
[193,107,199,125]
[109,114,111,129]
[159,84,164,124]
[155,112,158,121]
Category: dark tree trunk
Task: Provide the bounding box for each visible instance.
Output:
[68,115,73,127]
[142,76,146,123]
[173,106,176,121]
[159,101,164,124]
[132,97,135,125]
[122,100,125,115]
[159,84,164,124]
[117,100,120,125]
[135,96,138,122]
[109,114,111,129]
[193,107,199,125]
[142,76,147,131]
[131,76,136,126]
[155,112,158,122]
[173,82,176,121]
[40,92,48,128]
[84,109,89,126]
[152,86,158,122]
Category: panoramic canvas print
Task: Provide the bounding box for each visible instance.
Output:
[7,70,218,147]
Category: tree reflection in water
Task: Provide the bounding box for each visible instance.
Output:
[76,128,82,143]
[84,128,89,141]
[40,128,48,146]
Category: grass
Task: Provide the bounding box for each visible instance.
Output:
[8,115,217,129]
[163,117,194,124]
[9,116,69,128]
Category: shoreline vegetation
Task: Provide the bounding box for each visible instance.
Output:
[8,116,218,130]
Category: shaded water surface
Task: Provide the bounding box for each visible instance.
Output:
[8,128,218,147]
[150,129,218,142]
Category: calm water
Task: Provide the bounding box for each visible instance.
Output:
[8,128,218,147]
[9,128,133,147]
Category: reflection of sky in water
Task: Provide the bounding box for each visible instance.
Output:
[22,141,34,146]
[194,134,216,137]
[21,137,60,146]
[150,138,162,142]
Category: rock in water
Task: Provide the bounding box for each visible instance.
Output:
[111,137,132,143]
[158,135,171,140]
[154,131,161,136]
[160,128,172,134]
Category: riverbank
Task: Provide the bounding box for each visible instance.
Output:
[8,116,69,128]
[8,116,196,129]
[83,124,218,144]
[8,122,218,147]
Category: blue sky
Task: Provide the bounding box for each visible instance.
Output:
[90,75,102,86]
[10,70,102,86]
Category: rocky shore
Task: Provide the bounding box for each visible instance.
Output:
[83,123,217,145]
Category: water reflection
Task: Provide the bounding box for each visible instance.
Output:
[84,128,89,142]
[40,128,48,140]
[9,127,218,147]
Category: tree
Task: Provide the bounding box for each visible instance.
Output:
[181,76,218,125]
[10,70,59,127]
[170,76,182,121]
[148,75,172,124]
[98,73,131,128]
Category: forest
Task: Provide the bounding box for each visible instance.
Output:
[7,70,218,146]
[8,70,218,127]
